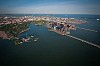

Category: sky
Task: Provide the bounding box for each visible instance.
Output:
[0,0,100,14]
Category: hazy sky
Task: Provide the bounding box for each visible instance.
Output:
[0,0,100,14]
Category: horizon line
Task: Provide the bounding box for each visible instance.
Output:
[0,13,100,15]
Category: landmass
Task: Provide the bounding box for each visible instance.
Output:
[0,15,86,45]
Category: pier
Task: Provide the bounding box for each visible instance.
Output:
[67,35,100,49]
[77,27,100,33]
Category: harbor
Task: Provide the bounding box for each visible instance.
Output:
[0,15,86,45]
[0,14,100,66]
[0,0,100,65]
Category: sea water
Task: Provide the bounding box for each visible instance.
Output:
[0,14,100,65]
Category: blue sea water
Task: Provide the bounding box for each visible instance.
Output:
[0,14,100,66]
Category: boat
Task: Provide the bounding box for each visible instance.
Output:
[66,32,70,34]
[30,36,34,38]
[34,38,39,41]
[14,39,23,45]
[97,19,99,21]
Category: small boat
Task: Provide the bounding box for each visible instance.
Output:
[34,38,39,41]
[66,32,70,34]
[30,36,34,38]
[20,42,23,44]
[97,19,99,21]
[15,39,23,45]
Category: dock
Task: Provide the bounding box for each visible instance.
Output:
[77,27,100,33]
[67,35,100,49]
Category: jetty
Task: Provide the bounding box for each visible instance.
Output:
[67,35,100,49]
[77,27,100,33]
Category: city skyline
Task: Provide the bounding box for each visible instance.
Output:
[0,0,100,14]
